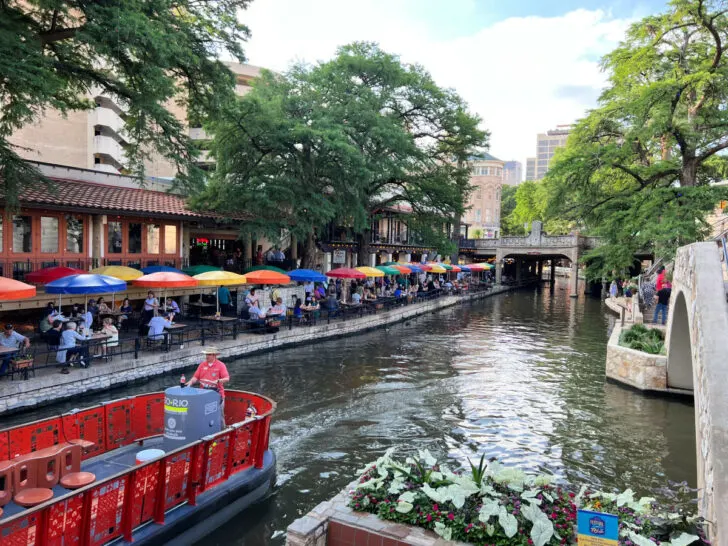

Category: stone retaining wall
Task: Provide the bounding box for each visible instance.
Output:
[0,286,512,415]
[605,324,669,392]
[286,480,467,546]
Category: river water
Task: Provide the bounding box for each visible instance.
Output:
[6,282,696,545]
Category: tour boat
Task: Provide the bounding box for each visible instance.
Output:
[0,388,276,545]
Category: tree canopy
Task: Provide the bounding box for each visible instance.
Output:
[195,42,487,264]
[0,0,250,204]
[543,0,728,276]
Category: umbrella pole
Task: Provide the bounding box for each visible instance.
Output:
[216,285,220,315]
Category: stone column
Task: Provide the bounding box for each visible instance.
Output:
[515,257,522,284]
[537,260,543,280]
[243,233,252,270]
[92,215,103,268]
[369,253,376,267]
[386,253,393,263]
[323,252,332,273]
[495,261,502,284]
[550,261,556,284]
[405,253,412,263]
[570,260,579,297]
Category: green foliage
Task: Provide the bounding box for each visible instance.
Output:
[619,324,666,354]
[194,42,487,257]
[0,0,250,204]
[350,449,706,546]
[500,185,525,235]
[504,181,573,235]
[543,0,728,275]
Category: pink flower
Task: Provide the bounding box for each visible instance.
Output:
[433,504,439,512]
[426,514,432,522]
[447,513,455,521]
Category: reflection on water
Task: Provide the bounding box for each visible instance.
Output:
[5,281,696,545]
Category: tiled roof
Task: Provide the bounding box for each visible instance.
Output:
[4,178,234,220]
[468,151,502,162]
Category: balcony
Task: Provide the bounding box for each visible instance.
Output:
[93,135,127,167]
[90,107,128,143]
[93,163,121,174]
[189,127,210,140]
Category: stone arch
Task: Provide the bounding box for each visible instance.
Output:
[666,290,693,390]
[666,243,728,543]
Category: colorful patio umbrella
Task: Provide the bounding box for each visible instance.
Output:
[245,265,288,274]
[356,266,385,278]
[406,263,424,273]
[458,265,472,272]
[326,268,366,280]
[438,263,454,271]
[134,272,198,315]
[46,274,128,317]
[0,278,36,301]
[141,265,183,275]
[288,269,327,282]
[183,265,222,276]
[375,265,400,276]
[25,266,85,284]
[90,265,143,281]
[243,270,291,284]
[426,264,447,274]
[193,271,247,314]
[134,272,198,288]
[389,264,412,274]
[449,265,462,273]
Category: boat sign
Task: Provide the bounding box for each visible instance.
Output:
[577,510,619,546]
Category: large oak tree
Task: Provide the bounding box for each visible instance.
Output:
[0,0,250,204]
[544,0,728,276]
[196,43,487,266]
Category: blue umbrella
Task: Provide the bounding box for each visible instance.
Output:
[459,265,472,272]
[406,264,424,273]
[46,274,127,294]
[46,274,128,320]
[288,269,327,283]
[141,265,183,274]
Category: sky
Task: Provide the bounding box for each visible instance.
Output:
[239,0,669,172]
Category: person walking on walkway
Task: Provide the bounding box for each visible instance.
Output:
[654,281,672,325]
[609,279,618,298]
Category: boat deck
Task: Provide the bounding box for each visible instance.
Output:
[2,437,164,519]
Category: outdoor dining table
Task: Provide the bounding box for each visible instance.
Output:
[164,323,188,350]
[79,333,111,362]
[200,315,238,341]
[0,346,19,357]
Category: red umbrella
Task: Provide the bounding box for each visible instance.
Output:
[0,278,36,300]
[133,272,198,288]
[449,265,462,273]
[25,266,85,284]
[326,268,366,279]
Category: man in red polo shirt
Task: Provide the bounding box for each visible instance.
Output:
[186,347,230,425]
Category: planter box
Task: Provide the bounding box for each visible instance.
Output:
[605,325,672,393]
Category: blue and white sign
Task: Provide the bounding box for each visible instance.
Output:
[577,510,619,546]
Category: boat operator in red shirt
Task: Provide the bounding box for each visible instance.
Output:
[186,346,230,425]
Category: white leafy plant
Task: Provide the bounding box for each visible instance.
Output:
[355,451,700,546]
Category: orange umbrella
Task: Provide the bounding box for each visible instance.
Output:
[0,278,36,300]
[244,270,291,285]
[389,264,412,274]
[449,265,462,273]
[133,272,198,288]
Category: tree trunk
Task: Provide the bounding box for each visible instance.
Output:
[300,232,317,269]
[681,156,698,187]
[357,231,371,267]
[450,214,461,264]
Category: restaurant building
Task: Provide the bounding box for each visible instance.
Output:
[0,163,245,284]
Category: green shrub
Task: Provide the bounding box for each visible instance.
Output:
[619,325,665,354]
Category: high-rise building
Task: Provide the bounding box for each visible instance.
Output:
[9,62,262,178]
[525,158,536,181]
[463,152,504,239]
[534,125,571,180]
[503,161,522,186]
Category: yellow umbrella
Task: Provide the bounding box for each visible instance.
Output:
[91,265,143,281]
[193,271,248,314]
[428,264,447,274]
[90,265,143,310]
[356,266,385,278]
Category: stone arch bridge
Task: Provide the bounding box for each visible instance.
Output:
[461,221,603,296]
[666,242,728,544]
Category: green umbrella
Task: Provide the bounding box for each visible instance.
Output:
[183,264,222,276]
[375,265,401,276]
[439,263,454,271]
[245,265,287,274]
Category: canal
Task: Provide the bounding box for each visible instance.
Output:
[5,282,697,545]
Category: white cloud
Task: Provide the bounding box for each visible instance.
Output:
[240,1,634,168]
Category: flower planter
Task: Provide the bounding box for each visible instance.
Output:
[12,358,34,380]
